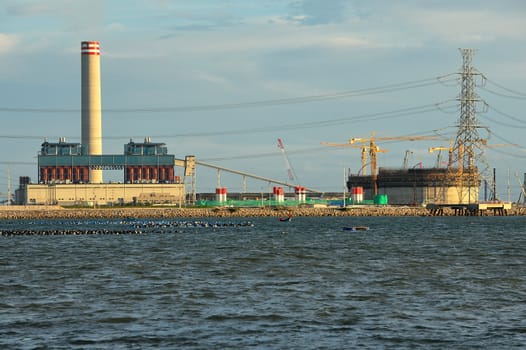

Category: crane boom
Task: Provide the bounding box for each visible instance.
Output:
[277,138,297,182]
[402,150,413,169]
[321,142,387,176]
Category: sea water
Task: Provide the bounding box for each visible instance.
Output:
[1,216,525,349]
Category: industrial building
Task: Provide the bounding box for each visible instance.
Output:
[342,49,497,210]
[347,167,480,206]
[15,41,186,206]
[12,44,505,211]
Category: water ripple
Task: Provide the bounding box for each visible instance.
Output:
[1,216,525,349]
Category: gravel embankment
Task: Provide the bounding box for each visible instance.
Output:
[0,205,523,220]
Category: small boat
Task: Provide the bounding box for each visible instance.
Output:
[342,226,369,231]
[279,215,292,222]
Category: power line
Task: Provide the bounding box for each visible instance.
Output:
[487,104,526,124]
[487,129,526,152]
[480,86,526,100]
[484,77,526,97]
[0,101,456,140]
[0,75,457,114]
[0,161,36,165]
[480,114,526,129]
[203,129,451,162]
[202,146,327,162]
[486,146,526,159]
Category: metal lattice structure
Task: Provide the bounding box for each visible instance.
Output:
[444,48,491,203]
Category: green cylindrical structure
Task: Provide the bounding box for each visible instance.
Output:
[374,194,388,205]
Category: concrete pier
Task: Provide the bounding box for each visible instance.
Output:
[426,202,513,216]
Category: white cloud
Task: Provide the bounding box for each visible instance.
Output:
[288,0,349,25]
[150,23,376,58]
[0,33,17,55]
[399,8,526,43]
[5,0,104,33]
[324,35,372,48]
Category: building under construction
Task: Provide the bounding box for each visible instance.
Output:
[347,166,480,206]
[343,49,512,212]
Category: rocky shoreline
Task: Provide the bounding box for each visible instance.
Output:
[0,205,524,220]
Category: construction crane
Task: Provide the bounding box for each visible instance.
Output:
[277,138,298,183]
[402,150,413,169]
[320,142,387,176]
[430,141,512,170]
[429,146,453,168]
[348,132,440,195]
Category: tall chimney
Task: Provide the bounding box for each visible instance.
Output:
[81,41,103,183]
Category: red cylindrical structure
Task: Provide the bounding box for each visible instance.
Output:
[144,167,150,181]
[127,167,134,182]
[74,167,81,182]
[273,186,284,202]
[216,187,227,202]
[82,167,89,183]
[41,168,48,183]
[351,186,364,203]
[295,186,306,202]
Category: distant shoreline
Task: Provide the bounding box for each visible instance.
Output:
[0,205,524,219]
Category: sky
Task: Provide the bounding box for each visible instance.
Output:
[1,0,526,200]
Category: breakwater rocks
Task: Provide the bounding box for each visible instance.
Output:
[0,219,256,236]
[1,205,524,220]
[0,228,145,236]
[0,206,425,219]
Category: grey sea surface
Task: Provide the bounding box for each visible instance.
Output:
[1,216,525,349]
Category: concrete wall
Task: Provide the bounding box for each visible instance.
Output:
[378,185,480,205]
[424,185,479,205]
[377,186,425,205]
[20,183,185,206]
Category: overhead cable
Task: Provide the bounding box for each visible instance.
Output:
[480,86,526,100]
[486,104,526,125]
[484,77,526,97]
[0,101,456,140]
[0,75,458,114]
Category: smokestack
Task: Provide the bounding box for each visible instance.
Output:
[81,41,103,183]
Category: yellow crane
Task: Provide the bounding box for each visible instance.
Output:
[320,142,387,176]
[345,132,440,195]
[429,146,453,168]
[429,140,510,169]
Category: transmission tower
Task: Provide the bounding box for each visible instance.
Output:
[447,48,491,203]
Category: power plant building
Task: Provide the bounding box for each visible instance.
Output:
[15,41,185,206]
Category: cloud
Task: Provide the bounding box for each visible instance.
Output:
[405,8,526,43]
[350,1,526,46]
[0,33,17,55]
[5,1,50,16]
[5,0,104,32]
[289,0,350,25]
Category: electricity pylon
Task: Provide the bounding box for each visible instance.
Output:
[445,48,491,203]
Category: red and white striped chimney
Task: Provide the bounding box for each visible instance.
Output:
[81,41,103,183]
